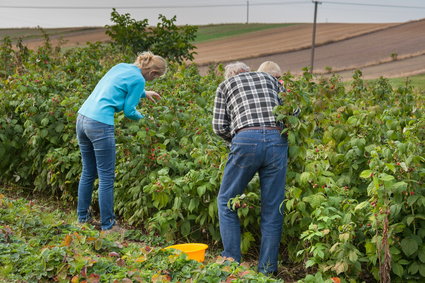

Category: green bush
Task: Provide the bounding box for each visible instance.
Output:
[1,34,424,282]
[105,9,197,63]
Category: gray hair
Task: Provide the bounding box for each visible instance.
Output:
[224,62,250,79]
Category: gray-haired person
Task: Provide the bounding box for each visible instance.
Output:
[212,61,288,275]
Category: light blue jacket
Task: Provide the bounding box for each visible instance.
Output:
[78,63,146,125]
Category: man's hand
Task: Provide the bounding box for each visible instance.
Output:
[145,91,161,102]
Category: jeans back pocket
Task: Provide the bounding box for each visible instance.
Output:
[230,142,258,168]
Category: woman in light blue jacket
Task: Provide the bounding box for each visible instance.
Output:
[76,51,167,231]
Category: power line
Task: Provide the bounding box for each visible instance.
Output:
[322,1,425,10]
[0,2,308,10]
[1,1,425,10]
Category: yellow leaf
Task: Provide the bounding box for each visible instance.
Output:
[135,255,146,262]
[334,261,348,274]
[61,234,73,247]
[338,232,350,242]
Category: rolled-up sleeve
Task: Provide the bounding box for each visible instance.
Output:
[212,86,232,142]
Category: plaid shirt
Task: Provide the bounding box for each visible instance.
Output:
[212,72,285,142]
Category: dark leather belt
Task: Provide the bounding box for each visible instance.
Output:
[236,126,282,134]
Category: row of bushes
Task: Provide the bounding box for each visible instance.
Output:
[1,34,424,281]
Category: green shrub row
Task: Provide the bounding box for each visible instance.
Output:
[1,36,424,282]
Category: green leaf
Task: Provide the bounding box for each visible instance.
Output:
[406,215,415,226]
[208,202,216,219]
[180,221,190,236]
[94,239,102,251]
[288,131,296,145]
[419,247,425,263]
[390,181,408,193]
[41,117,49,126]
[385,163,396,173]
[390,246,401,255]
[408,262,419,275]
[347,116,358,125]
[407,195,420,206]
[360,170,373,179]
[348,250,358,262]
[379,173,394,182]
[302,194,326,209]
[392,262,404,277]
[40,129,48,138]
[241,232,254,254]
[172,196,182,210]
[55,123,64,133]
[300,172,313,185]
[286,199,295,210]
[306,259,316,268]
[158,168,169,176]
[355,201,368,211]
[419,263,425,277]
[197,185,206,197]
[400,237,418,256]
[188,198,199,212]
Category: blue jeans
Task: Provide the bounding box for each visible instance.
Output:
[218,129,288,274]
[76,114,116,230]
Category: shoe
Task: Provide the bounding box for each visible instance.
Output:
[102,222,125,235]
[76,218,100,228]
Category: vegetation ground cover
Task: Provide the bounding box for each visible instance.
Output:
[0,190,279,282]
[194,23,295,43]
[1,21,424,282]
[381,74,425,90]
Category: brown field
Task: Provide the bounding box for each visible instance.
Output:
[7,19,425,80]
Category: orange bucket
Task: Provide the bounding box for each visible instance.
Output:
[165,243,208,262]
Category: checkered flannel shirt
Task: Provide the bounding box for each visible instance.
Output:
[212,71,285,142]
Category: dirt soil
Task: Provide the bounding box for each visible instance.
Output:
[20,19,425,80]
[22,27,109,49]
[193,22,398,65]
[195,19,425,79]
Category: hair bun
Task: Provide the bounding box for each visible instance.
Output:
[138,51,154,64]
[134,51,167,78]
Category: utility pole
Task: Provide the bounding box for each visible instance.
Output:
[246,1,250,24]
[310,1,321,73]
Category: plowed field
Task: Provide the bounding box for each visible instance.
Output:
[16,19,425,79]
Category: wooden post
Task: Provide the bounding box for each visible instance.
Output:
[310,1,321,73]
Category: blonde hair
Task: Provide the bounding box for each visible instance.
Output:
[257,61,282,78]
[134,51,167,77]
[224,62,250,79]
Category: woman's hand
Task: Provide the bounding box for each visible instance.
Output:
[145,91,161,102]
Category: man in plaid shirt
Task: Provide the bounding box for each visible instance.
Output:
[212,61,288,275]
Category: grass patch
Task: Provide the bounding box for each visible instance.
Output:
[385,73,425,90]
[342,73,425,91]
[195,23,295,43]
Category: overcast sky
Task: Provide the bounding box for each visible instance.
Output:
[1,0,425,28]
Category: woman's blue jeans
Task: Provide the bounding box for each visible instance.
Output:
[76,114,116,230]
[218,129,288,274]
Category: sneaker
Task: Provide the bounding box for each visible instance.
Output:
[102,222,125,235]
[77,218,100,228]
